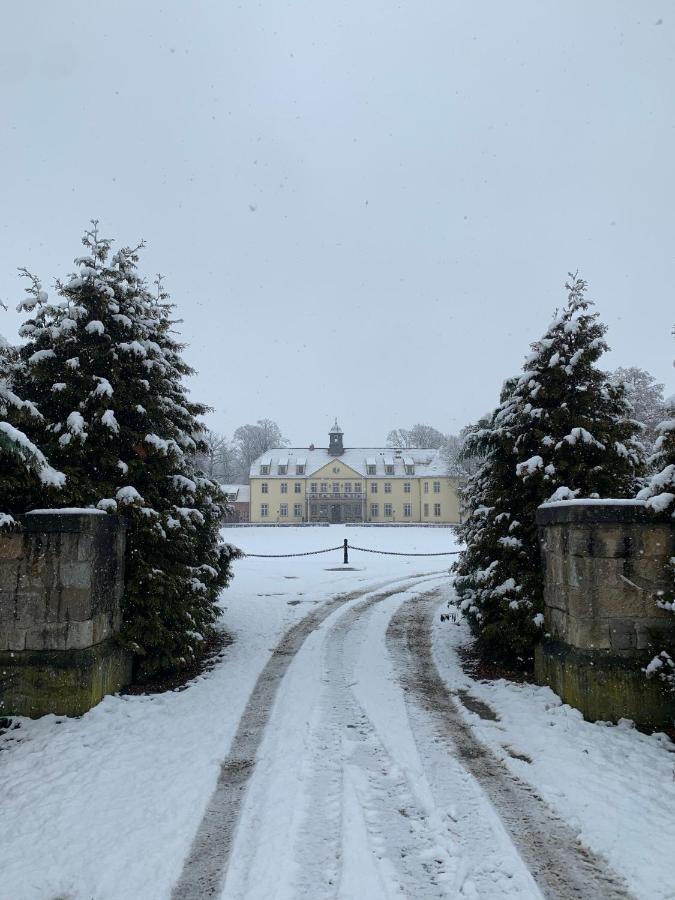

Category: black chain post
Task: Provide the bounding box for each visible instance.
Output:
[343,538,349,565]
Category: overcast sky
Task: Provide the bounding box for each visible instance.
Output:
[1,1,673,447]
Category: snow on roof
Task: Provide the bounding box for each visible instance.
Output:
[250,448,452,479]
[220,484,250,503]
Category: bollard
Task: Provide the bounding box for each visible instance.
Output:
[343,538,349,565]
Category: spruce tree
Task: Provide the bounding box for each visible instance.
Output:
[0,324,64,527]
[453,275,644,669]
[14,223,239,676]
[636,343,674,688]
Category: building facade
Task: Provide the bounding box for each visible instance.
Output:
[248,422,460,524]
[221,484,250,522]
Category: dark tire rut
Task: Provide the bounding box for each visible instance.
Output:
[171,573,440,900]
[386,592,635,900]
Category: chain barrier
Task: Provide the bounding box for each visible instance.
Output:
[349,546,460,557]
[244,545,344,559]
[244,540,460,561]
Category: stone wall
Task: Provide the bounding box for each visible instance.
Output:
[0,511,132,718]
[535,500,675,726]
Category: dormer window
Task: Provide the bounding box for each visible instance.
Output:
[297,465,305,475]
[260,465,269,476]
[366,457,376,476]
[403,456,415,476]
[277,456,288,476]
[385,465,394,476]
[383,455,394,476]
[367,465,376,476]
[295,456,306,476]
[260,455,272,476]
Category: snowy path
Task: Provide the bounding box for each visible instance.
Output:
[174,573,631,900]
[2,527,671,899]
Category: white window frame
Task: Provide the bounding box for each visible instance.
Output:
[261,482,268,494]
[261,503,269,517]
[280,482,288,494]
[404,482,411,493]
[433,481,441,494]
[384,503,392,517]
[293,503,302,517]
[280,503,288,517]
[404,503,412,517]
[370,503,379,518]
[434,503,441,517]
[294,482,302,493]
[384,482,392,493]
[371,482,378,493]
[367,465,376,476]
[424,482,429,494]
[385,465,394,476]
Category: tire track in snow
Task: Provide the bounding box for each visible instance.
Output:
[171,572,442,900]
[288,578,459,899]
[387,593,635,900]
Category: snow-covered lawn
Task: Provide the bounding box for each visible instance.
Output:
[1,525,673,900]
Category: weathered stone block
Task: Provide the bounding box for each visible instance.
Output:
[60,561,92,589]
[0,535,24,559]
[0,623,27,652]
[536,501,675,727]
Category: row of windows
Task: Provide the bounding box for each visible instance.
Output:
[259,480,443,494]
[261,482,303,494]
[258,502,443,518]
[260,465,306,476]
[368,503,442,518]
[366,464,415,476]
[260,503,304,517]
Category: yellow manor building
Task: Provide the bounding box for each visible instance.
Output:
[248,421,461,525]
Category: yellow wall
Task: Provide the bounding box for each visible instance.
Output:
[248,471,460,524]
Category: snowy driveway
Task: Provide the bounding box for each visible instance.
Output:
[1,527,674,899]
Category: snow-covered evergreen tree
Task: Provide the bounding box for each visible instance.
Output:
[15,223,239,676]
[0,325,64,528]
[453,275,644,668]
[636,338,675,688]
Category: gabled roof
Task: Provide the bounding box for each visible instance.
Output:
[250,447,451,479]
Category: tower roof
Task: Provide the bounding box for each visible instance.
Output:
[329,418,343,435]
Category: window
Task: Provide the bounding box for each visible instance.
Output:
[384,482,392,493]
[280,503,288,517]
[278,465,287,476]
[404,482,411,493]
[294,482,301,494]
[261,482,268,494]
[423,503,429,516]
[260,465,269,476]
[261,504,269,517]
[384,503,392,517]
[280,482,288,494]
[331,482,339,494]
[404,503,412,517]
[354,482,361,493]
[310,482,317,493]
[321,483,328,493]
[434,503,441,517]
[296,465,305,475]
[424,482,429,494]
[344,482,352,493]
[367,465,376,476]
[433,481,441,494]
[405,465,414,476]
[370,503,379,518]
[371,483,378,494]
[385,465,394,476]
[294,503,302,517]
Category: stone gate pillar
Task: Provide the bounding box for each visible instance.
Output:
[0,511,132,718]
[535,500,675,727]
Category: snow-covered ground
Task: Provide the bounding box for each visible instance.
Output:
[0,525,673,899]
